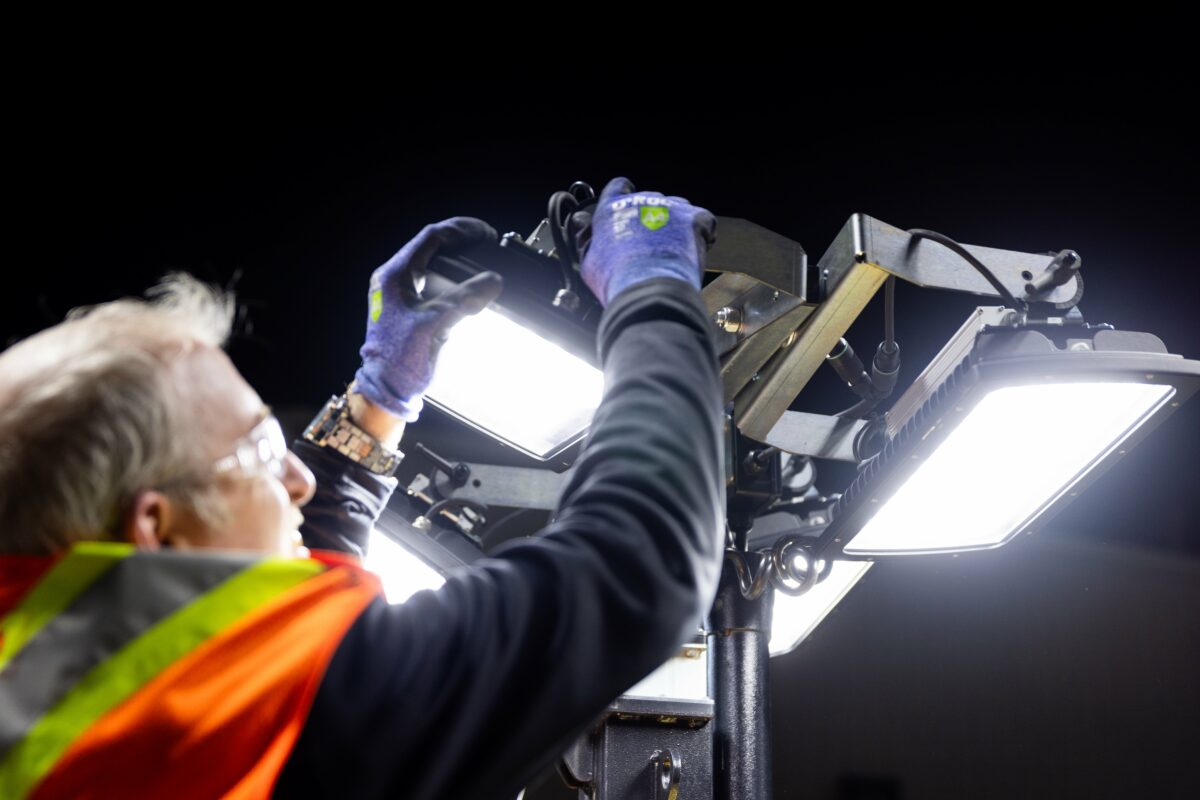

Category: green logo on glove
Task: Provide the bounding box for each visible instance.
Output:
[640,206,670,230]
[369,289,383,323]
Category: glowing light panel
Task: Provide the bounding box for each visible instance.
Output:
[364,528,446,604]
[426,307,604,459]
[769,561,872,656]
[845,382,1174,554]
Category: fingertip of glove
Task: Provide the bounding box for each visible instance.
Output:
[599,176,636,203]
[435,216,499,243]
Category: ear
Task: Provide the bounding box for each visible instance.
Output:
[122,490,173,551]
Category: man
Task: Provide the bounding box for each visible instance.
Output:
[0,178,724,799]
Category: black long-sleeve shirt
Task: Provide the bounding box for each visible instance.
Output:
[275,278,725,800]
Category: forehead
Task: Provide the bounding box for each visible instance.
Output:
[170,344,266,456]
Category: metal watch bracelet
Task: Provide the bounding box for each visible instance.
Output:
[302,393,403,477]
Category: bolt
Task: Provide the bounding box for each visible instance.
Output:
[715,306,743,333]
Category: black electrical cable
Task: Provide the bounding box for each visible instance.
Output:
[567,181,595,205]
[835,396,878,419]
[884,275,896,347]
[907,228,1024,309]
[547,191,580,292]
[753,446,779,464]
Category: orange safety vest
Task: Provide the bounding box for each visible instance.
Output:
[0,542,381,799]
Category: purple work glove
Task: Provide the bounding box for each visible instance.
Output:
[579,177,717,306]
[354,217,503,421]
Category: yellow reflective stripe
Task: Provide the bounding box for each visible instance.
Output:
[0,556,324,799]
[0,542,133,671]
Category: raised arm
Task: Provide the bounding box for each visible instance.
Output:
[280,181,724,799]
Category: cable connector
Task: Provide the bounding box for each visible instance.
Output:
[871,340,901,398]
[826,338,875,400]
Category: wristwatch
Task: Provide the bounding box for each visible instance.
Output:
[302,393,403,477]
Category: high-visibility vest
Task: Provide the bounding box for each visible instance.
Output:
[0,541,381,799]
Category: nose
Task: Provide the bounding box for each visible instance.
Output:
[282,451,317,506]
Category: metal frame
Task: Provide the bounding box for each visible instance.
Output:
[729,214,1086,442]
[735,263,889,440]
[815,214,1081,305]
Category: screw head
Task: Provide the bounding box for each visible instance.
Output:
[715,306,743,333]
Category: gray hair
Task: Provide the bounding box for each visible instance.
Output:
[0,274,236,554]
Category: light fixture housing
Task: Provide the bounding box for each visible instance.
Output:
[421,240,605,463]
[815,307,1200,558]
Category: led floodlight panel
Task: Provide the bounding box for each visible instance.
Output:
[769,561,872,656]
[426,306,603,460]
[818,313,1200,557]
[420,243,606,462]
